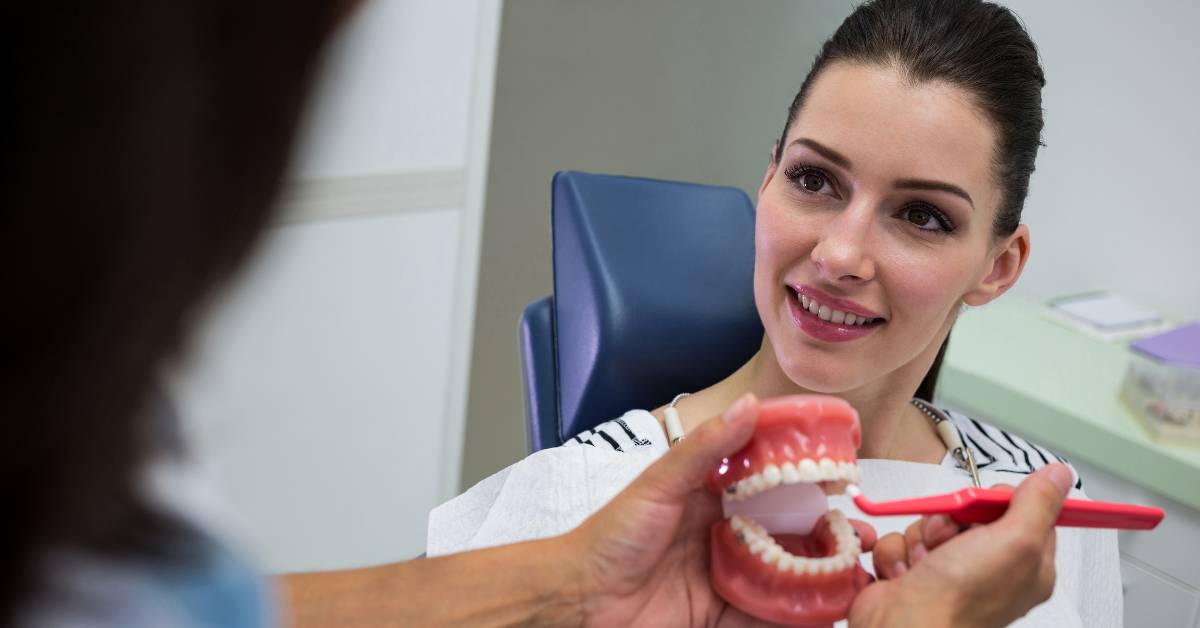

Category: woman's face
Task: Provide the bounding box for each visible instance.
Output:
[754,62,1026,393]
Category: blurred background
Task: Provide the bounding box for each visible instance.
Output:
[163,0,1199,619]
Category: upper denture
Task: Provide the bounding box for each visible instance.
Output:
[710,395,862,496]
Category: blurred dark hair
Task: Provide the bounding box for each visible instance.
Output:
[773,0,1045,401]
[2,1,340,621]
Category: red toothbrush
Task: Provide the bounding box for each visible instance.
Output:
[847,485,1164,530]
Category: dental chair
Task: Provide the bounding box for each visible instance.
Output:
[520,171,762,452]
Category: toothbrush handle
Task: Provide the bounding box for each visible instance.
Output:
[854,487,1164,530]
[952,489,1163,530]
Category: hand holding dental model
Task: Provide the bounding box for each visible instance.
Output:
[561,393,822,626]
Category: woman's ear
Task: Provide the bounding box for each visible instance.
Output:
[963,224,1031,306]
[758,143,780,200]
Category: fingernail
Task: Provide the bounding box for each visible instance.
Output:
[892,561,908,576]
[723,393,754,423]
[1048,464,1073,496]
[921,515,947,540]
[911,542,927,563]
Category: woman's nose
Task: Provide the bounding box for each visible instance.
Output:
[810,206,876,283]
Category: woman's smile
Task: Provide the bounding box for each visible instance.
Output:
[787,285,886,343]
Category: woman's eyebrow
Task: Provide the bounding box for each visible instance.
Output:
[788,137,852,169]
[894,178,975,210]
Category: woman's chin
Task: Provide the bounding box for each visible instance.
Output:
[778,363,860,395]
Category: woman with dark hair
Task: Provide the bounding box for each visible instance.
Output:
[6,0,1085,625]
[431,0,1122,625]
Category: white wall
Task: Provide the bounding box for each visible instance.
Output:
[1003,0,1200,318]
[167,0,500,572]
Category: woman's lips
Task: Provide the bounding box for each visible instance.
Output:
[788,288,882,343]
[792,285,883,319]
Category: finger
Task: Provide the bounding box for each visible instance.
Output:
[1041,526,1058,580]
[1000,463,1073,534]
[872,532,909,579]
[919,514,964,549]
[632,394,759,500]
[903,520,928,566]
[850,519,877,552]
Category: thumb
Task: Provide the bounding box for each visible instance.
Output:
[1002,463,1073,533]
[631,394,759,500]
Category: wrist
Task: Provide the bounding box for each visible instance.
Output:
[523,534,588,626]
[851,581,958,628]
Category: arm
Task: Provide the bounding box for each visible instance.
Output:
[280,536,583,627]
[281,395,763,628]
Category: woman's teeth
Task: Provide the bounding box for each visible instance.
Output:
[798,294,876,326]
[731,511,862,575]
[723,458,861,501]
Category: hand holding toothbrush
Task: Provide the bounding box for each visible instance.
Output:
[848,464,1075,628]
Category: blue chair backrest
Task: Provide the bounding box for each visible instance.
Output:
[520,171,762,452]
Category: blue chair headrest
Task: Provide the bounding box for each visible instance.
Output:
[551,171,763,441]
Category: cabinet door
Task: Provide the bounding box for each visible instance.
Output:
[1120,558,1199,627]
[1072,458,1200,588]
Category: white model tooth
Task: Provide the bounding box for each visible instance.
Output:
[818,304,832,321]
[819,458,836,477]
[791,557,811,575]
[738,478,754,499]
[749,539,770,556]
[780,461,799,484]
[762,464,782,488]
[798,458,819,481]
[821,559,837,575]
[808,299,820,315]
[830,309,846,324]
[774,553,793,572]
[762,544,782,565]
[730,515,747,532]
[837,460,853,480]
[749,473,767,494]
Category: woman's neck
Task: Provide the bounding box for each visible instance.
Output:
[663,337,947,464]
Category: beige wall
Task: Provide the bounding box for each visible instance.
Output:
[461,0,853,489]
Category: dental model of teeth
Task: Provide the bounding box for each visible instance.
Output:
[708,395,872,627]
[731,510,862,575]
[722,457,861,501]
[798,293,877,325]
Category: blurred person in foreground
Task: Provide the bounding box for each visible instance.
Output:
[3,1,1074,626]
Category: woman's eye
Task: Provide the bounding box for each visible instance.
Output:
[784,165,837,196]
[800,172,826,192]
[901,205,953,233]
